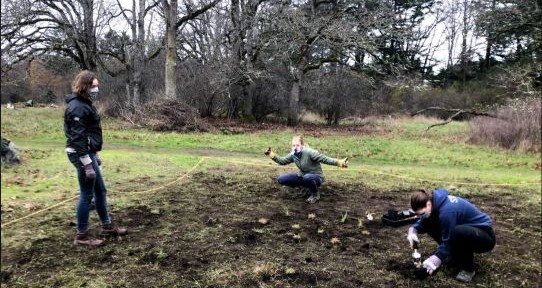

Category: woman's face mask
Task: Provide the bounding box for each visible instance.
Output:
[292,142,304,154]
[89,87,100,101]
[417,201,432,219]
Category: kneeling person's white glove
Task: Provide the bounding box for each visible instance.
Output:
[406,227,419,249]
[423,255,442,275]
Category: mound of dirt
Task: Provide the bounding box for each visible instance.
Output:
[135,99,214,132]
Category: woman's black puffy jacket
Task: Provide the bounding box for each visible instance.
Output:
[64,93,103,157]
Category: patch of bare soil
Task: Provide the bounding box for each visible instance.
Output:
[1,170,540,287]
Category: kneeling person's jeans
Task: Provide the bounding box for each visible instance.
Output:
[68,152,111,233]
[450,225,496,272]
[276,172,322,194]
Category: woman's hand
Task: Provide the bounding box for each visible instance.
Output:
[337,157,348,168]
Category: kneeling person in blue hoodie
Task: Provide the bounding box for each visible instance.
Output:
[406,188,495,282]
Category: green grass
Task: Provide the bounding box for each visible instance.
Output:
[2,107,540,288]
[1,106,540,206]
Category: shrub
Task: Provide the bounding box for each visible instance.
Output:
[468,98,541,153]
[111,99,215,132]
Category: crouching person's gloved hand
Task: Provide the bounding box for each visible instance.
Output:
[407,227,419,249]
[80,155,96,180]
[423,255,442,275]
[96,153,102,166]
[264,147,276,158]
[337,157,348,168]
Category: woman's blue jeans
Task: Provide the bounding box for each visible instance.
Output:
[276,172,322,194]
[68,152,111,233]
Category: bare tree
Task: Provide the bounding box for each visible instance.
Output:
[260,2,341,125]
[442,0,461,71]
[225,0,265,118]
[161,0,221,100]
[101,0,162,105]
[175,3,230,116]
[259,1,391,125]
[1,0,108,72]
[459,0,475,86]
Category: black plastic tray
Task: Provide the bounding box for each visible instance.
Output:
[381,209,419,227]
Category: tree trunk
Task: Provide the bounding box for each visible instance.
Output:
[460,0,469,88]
[484,36,492,69]
[125,82,132,104]
[483,0,496,70]
[287,68,302,126]
[228,0,242,118]
[229,0,256,119]
[242,84,252,118]
[164,0,178,100]
[131,0,147,105]
[83,0,97,70]
[227,85,240,119]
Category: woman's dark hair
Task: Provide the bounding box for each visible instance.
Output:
[410,189,432,211]
[72,70,97,96]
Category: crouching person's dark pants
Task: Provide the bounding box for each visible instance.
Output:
[449,225,495,272]
[276,172,322,194]
[425,223,495,272]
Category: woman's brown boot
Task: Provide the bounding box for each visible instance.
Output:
[74,232,105,247]
[100,222,128,237]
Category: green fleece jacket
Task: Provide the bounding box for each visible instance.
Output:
[271,147,339,181]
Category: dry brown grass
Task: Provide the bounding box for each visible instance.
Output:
[469,98,541,153]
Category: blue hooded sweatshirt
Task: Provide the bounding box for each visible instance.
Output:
[412,188,492,261]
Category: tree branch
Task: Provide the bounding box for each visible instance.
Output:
[175,0,221,29]
[411,107,499,131]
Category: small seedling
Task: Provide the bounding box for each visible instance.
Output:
[317,228,325,234]
[293,234,301,241]
[307,213,316,220]
[283,207,291,217]
[156,249,167,261]
[330,237,341,245]
[340,211,348,223]
[291,224,301,230]
[357,218,364,229]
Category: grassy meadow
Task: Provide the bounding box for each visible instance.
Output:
[1,106,540,287]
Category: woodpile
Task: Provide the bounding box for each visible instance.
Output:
[134,99,214,132]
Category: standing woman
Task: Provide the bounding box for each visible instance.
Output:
[64,70,127,246]
[265,135,348,204]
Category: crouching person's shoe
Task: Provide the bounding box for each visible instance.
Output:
[306,192,320,204]
[74,232,105,247]
[456,270,475,282]
[100,222,128,237]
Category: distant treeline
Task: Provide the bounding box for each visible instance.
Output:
[1,0,540,125]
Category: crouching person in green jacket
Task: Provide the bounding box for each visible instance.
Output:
[265,135,348,204]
